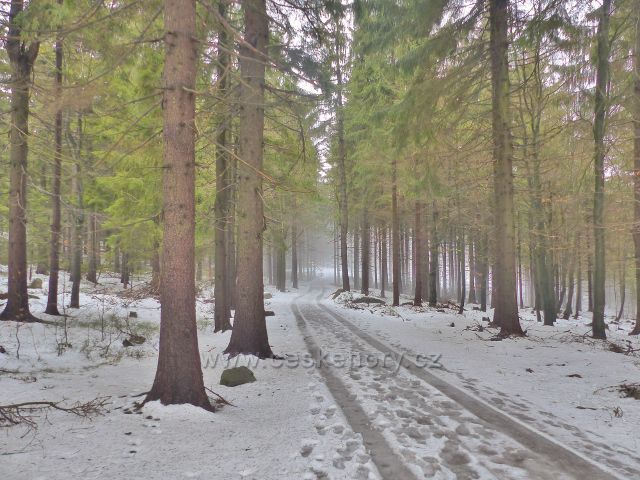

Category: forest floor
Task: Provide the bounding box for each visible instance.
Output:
[0,269,639,479]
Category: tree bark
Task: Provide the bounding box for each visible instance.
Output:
[0,0,39,322]
[489,0,523,335]
[224,0,274,358]
[291,213,299,289]
[69,115,84,309]
[361,209,370,295]
[214,1,232,332]
[468,238,476,304]
[615,256,626,323]
[334,17,350,292]
[479,233,488,312]
[632,0,640,335]
[592,0,611,340]
[46,6,64,314]
[392,157,400,306]
[413,201,423,306]
[563,237,578,320]
[458,229,466,315]
[380,226,388,297]
[574,241,582,319]
[429,203,439,307]
[145,0,212,410]
[86,211,98,284]
[353,227,360,290]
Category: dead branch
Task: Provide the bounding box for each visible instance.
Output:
[205,387,235,407]
[0,397,110,430]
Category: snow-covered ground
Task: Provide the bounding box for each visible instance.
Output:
[1,270,639,479]
[0,272,376,480]
[325,289,640,478]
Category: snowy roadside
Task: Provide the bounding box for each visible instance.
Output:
[0,273,376,480]
[326,290,640,471]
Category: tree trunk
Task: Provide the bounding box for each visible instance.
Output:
[292,213,299,289]
[574,242,582,319]
[69,114,84,309]
[86,211,98,284]
[458,230,466,315]
[335,18,350,292]
[392,157,400,306]
[224,0,274,358]
[374,226,378,289]
[429,203,439,307]
[468,238,476,304]
[615,256,626,323]
[361,210,370,295]
[120,252,129,288]
[276,229,286,292]
[380,227,388,297]
[517,223,524,308]
[563,237,578,320]
[442,240,447,298]
[145,0,212,410]
[0,1,39,322]
[632,1,640,335]
[413,201,423,306]
[214,1,232,332]
[489,0,523,335]
[592,0,611,340]
[479,233,488,312]
[353,227,360,290]
[227,142,237,310]
[46,9,63,314]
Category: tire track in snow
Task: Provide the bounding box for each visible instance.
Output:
[313,294,626,480]
[292,299,419,480]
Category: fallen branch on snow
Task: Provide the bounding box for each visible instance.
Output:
[0,397,110,430]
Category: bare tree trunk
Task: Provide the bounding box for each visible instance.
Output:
[227,140,237,310]
[392,157,400,306]
[632,0,640,335]
[214,1,232,332]
[479,233,488,312]
[0,1,39,322]
[145,0,211,409]
[224,0,274,358]
[291,213,299,289]
[574,241,582,319]
[458,229,466,315]
[374,226,378,289]
[353,227,360,290]
[86,211,98,284]
[592,0,611,340]
[429,203,439,307]
[380,227,388,298]
[468,238,476,304]
[489,0,523,335]
[517,223,524,308]
[46,6,64,313]
[335,18,350,292]
[413,201,423,306]
[361,209,370,295]
[120,252,129,288]
[615,255,626,323]
[69,115,84,309]
[563,237,578,320]
[442,240,447,299]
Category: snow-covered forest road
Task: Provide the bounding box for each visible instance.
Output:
[294,284,639,480]
[1,273,639,479]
